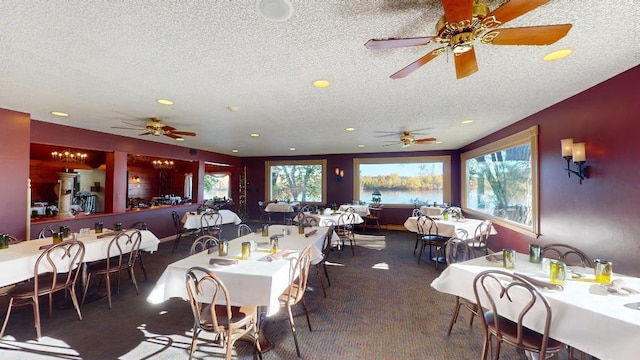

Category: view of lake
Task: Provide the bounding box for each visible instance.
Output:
[360,189,442,205]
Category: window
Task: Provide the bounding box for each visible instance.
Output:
[461,125,539,237]
[204,173,230,200]
[353,156,451,206]
[265,160,326,204]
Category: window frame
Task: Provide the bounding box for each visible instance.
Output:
[203,171,231,200]
[264,159,327,204]
[353,156,451,208]
[461,125,539,238]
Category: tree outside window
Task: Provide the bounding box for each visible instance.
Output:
[204,173,230,199]
[265,160,326,203]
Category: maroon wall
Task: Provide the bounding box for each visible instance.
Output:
[244,151,460,226]
[461,65,640,276]
[0,109,31,239]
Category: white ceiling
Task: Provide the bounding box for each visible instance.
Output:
[1,1,638,157]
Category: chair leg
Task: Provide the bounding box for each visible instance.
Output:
[447,296,463,336]
[189,326,199,360]
[0,298,15,338]
[137,253,148,281]
[172,233,182,253]
[315,265,327,298]
[413,235,420,254]
[323,262,331,286]
[350,236,355,256]
[106,273,113,309]
[33,296,42,339]
[417,240,424,264]
[301,298,312,332]
[129,267,140,295]
[69,284,83,321]
[286,304,301,357]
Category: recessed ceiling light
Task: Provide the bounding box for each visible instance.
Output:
[227,105,240,112]
[175,138,184,142]
[156,99,174,105]
[313,79,330,88]
[461,120,473,124]
[256,0,293,22]
[251,133,260,137]
[543,48,573,61]
[345,127,355,132]
[51,111,69,117]
[232,149,239,153]
[289,147,296,151]
[358,144,365,148]
[435,141,443,144]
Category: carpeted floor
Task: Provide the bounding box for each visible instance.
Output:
[0,225,569,359]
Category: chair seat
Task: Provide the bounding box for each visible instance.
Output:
[199,304,257,331]
[279,284,304,305]
[9,274,68,298]
[484,312,564,353]
[85,257,129,275]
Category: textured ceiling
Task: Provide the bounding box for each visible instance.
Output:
[1,1,638,157]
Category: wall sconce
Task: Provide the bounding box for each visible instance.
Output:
[335,167,344,182]
[132,176,141,184]
[153,160,174,170]
[561,138,588,184]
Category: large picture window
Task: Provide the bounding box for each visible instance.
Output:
[204,173,230,200]
[265,160,326,204]
[461,125,539,237]
[353,156,451,206]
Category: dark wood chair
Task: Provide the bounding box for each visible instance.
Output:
[416,215,447,269]
[130,221,149,281]
[363,205,384,232]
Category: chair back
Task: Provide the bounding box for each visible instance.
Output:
[368,205,383,218]
[106,231,143,272]
[130,221,148,230]
[190,235,220,255]
[201,212,222,236]
[336,212,356,237]
[300,216,318,227]
[321,228,333,259]
[284,246,313,305]
[445,237,475,264]
[541,243,593,267]
[416,215,439,237]
[237,223,253,237]
[171,211,184,234]
[319,218,336,228]
[38,226,57,239]
[344,206,356,213]
[472,220,493,246]
[34,239,85,293]
[411,208,422,217]
[473,270,555,358]
[185,266,233,334]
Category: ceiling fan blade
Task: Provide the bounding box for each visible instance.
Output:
[414,137,437,144]
[382,142,401,147]
[365,37,434,50]
[169,131,196,136]
[138,132,152,136]
[111,126,144,130]
[390,47,445,79]
[483,24,572,46]
[485,0,552,28]
[161,125,176,131]
[164,133,181,140]
[454,48,478,79]
[442,0,473,23]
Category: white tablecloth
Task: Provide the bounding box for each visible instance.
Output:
[297,212,364,225]
[338,205,370,217]
[0,229,159,288]
[419,206,447,216]
[147,225,335,316]
[181,209,242,229]
[431,253,640,360]
[403,216,496,239]
[264,202,298,213]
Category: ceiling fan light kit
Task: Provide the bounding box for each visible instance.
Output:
[365,0,572,79]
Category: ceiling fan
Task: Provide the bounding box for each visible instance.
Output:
[381,130,437,148]
[365,0,572,79]
[111,117,196,140]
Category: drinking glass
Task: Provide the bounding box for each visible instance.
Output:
[114,223,122,231]
[594,259,612,284]
[549,260,566,285]
[529,244,542,263]
[502,248,516,269]
[241,242,251,260]
[0,234,8,249]
[218,241,228,257]
[95,222,103,234]
[52,232,64,245]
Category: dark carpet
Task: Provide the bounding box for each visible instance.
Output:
[0,225,569,359]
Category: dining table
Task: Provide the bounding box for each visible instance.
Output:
[264,202,299,223]
[0,229,160,288]
[419,205,447,216]
[296,211,365,226]
[403,216,497,239]
[181,209,242,230]
[338,204,370,217]
[431,252,640,360]
[147,224,336,316]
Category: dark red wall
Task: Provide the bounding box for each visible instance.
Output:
[460,65,640,276]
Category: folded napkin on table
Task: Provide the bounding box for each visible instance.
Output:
[305,230,317,238]
[209,258,238,266]
[485,254,503,262]
[515,272,564,291]
[262,250,296,262]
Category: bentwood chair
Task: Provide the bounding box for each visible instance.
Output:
[82,231,142,309]
[172,211,192,252]
[279,245,313,357]
[473,270,564,360]
[336,212,356,256]
[541,243,594,267]
[258,201,270,224]
[444,237,478,336]
[130,221,149,281]
[1,239,85,339]
[200,211,223,238]
[190,235,219,255]
[416,216,447,269]
[37,226,57,239]
[237,223,253,238]
[411,208,422,217]
[468,220,493,255]
[363,205,384,232]
[185,266,262,360]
